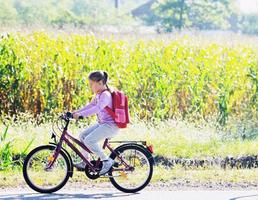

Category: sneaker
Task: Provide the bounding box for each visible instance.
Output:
[99,158,114,175]
[74,161,86,171]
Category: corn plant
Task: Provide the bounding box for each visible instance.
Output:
[0,33,257,126]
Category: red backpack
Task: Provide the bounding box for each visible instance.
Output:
[103,90,130,128]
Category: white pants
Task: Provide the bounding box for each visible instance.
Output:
[79,123,119,161]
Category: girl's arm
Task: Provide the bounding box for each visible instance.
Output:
[72,99,95,114]
[75,92,111,117]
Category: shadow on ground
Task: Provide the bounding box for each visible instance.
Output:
[0,191,138,200]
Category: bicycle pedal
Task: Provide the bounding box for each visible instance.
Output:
[99,174,113,178]
[100,174,119,178]
[113,162,119,168]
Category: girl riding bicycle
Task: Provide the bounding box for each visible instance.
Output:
[23,72,153,193]
[72,70,119,175]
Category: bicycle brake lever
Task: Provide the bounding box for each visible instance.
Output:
[66,112,73,119]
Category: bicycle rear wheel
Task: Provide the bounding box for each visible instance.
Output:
[109,145,153,193]
[23,145,70,193]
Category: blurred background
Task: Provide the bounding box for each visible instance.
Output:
[0,0,258,35]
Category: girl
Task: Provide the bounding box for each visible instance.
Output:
[72,70,119,175]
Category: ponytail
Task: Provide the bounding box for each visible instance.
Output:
[103,71,111,92]
[103,71,108,84]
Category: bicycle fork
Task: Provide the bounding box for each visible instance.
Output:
[45,132,66,170]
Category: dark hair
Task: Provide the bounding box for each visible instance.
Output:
[88,70,109,89]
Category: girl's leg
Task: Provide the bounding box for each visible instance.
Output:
[79,123,99,158]
[83,123,119,161]
[75,123,99,170]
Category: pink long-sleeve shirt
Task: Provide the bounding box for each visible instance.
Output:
[73,90,115,124]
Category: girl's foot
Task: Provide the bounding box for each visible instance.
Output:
[74,161,86,171]
[99,158,114,175]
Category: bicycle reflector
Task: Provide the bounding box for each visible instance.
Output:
[147,145,154,154]
[47,155,54,162]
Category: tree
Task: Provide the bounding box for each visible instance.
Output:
[152,0,189,32]
[0,0,18,25]
[152,0,234,32]
[239,13,258,35]
[189,0,232,30]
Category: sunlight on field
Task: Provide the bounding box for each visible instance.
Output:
[0,117,257,163]
[1,166,258,188]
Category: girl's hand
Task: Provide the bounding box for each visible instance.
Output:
[73,113,80,120]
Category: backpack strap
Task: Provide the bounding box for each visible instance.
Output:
[105,106,117,119]
[98,88,109,95]
[98,88,117,119]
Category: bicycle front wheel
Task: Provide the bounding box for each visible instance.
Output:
[23,145,70,193]
[109,145,153,193]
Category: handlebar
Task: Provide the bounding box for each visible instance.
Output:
[60,112,84,121]
[51,112,84,139]
[55,112,83,132]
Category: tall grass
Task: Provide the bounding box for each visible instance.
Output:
[0,124,34,170]
[0,32,257,126]
[0,126,12,169]
[0,112,257,166]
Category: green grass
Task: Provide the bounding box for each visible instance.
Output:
[153,165,258,184]
[1,166,258,189]
[0,114,257,167]
[0,115,257,188]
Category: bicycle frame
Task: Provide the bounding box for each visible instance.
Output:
[47,116,132,173]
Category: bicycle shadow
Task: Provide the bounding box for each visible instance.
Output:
[0,191,138,200]
[229,194,258,200]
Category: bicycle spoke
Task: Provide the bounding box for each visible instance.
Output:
[25,148,69,191]
[110,147,152,191]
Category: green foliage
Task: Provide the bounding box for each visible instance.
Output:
[152,0,233,32]
[0,122,35,170]
[0,126,13,169]
[189,0,232,30]
[0,32,257,126]
[239,13,258,35]
[152,0,188,31]
[0,0,18,25]
[0,0,137,27]
[0,36,24,115]
[0,116,257,170]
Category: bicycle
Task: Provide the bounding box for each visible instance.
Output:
[23,112,154,193]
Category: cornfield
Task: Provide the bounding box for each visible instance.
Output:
[0,32,257,125]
